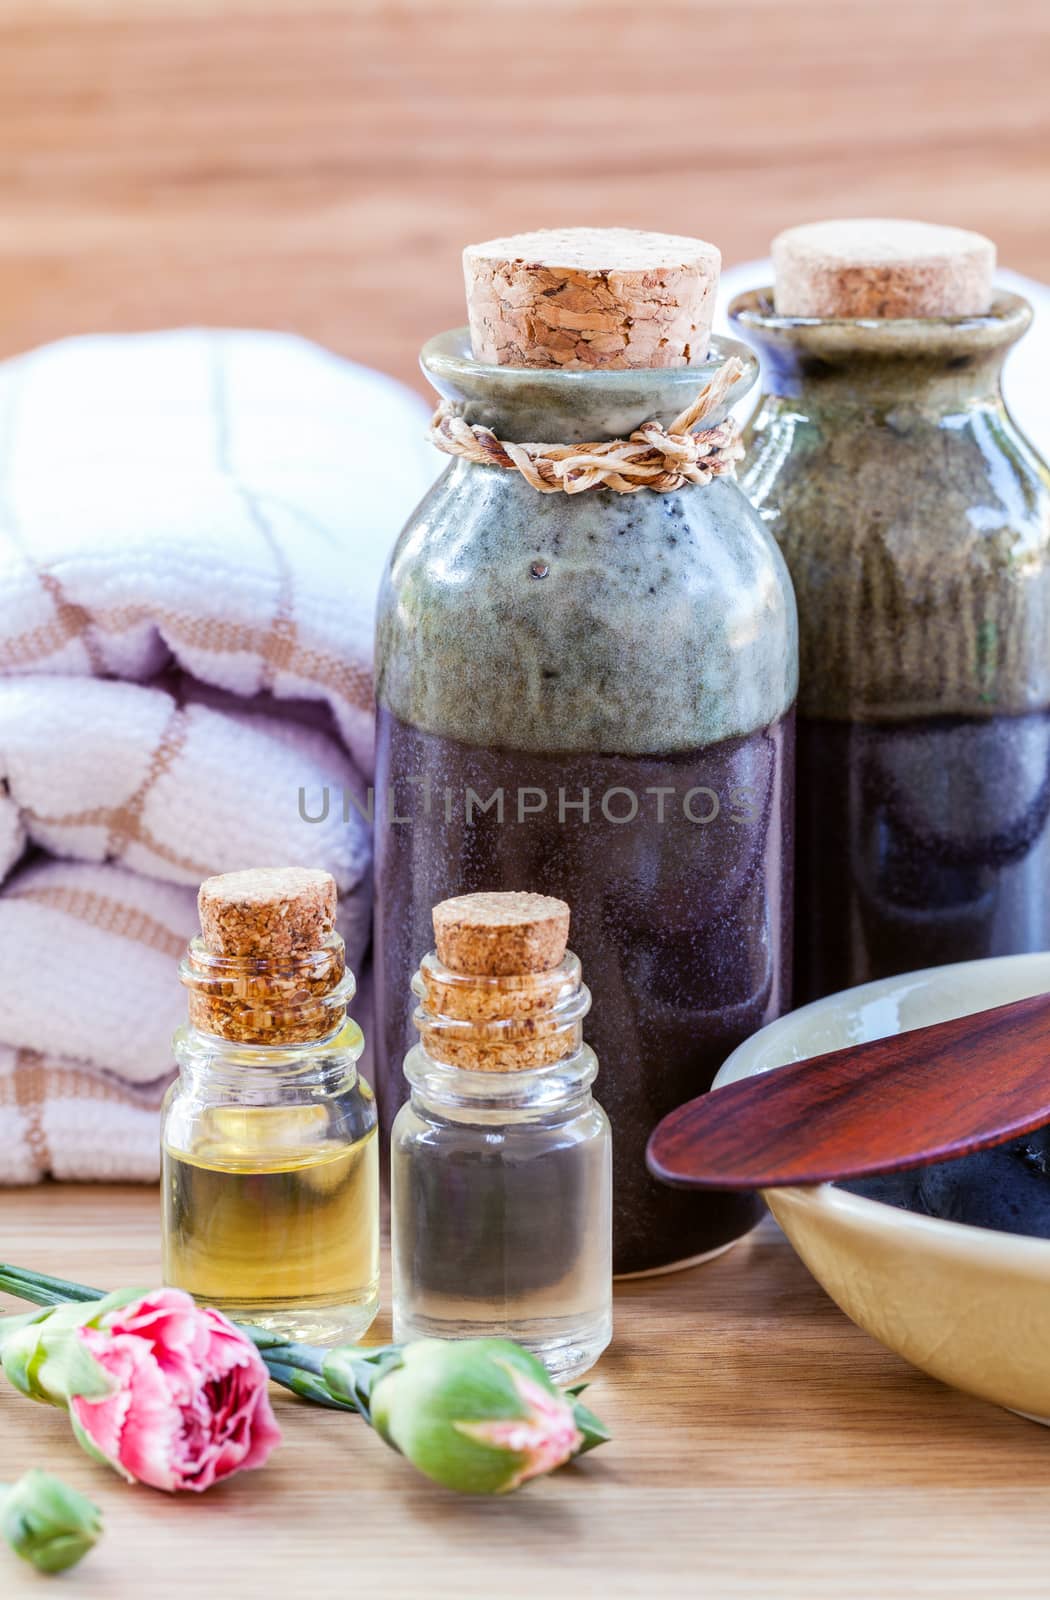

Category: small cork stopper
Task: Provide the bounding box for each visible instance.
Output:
[416,1011,569,1075]
[418,1016,570,1074]
[421,961,571,1024]
[433,891,570,976]
[189,867,345,1044]
[415,957,583,1075]
[772,219,995,319]
[198,867,336,958]
[464,227,721,369]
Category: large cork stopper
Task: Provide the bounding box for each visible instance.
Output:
[464,227,721,369]
[772,219,995,319]
[188,867,346,1044]
[433,890,570,976]
[198,866,336,957]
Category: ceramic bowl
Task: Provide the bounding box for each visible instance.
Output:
[714,952,1050,1422]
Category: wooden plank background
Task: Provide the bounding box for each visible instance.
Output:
[0,0,1048,393]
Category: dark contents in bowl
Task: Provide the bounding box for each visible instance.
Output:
[842,1127,1050,1237]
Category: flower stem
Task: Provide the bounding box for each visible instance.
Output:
[262,1362,359,1412]
[0,1265,608,1451]
[0,1264,366,1414]
[0,1266,101,1308]
[243,1333,328,1375]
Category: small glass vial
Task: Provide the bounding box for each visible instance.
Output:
[161,867,380,1344]
[391,891,613,1382]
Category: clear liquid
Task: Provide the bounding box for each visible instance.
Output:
[391,1100,612,1381]
[163,1105,380,1344]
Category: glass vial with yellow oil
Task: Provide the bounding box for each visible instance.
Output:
[161,866,380,1344]
[391,891,613,1382]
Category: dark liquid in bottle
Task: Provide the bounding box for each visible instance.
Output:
[796,710,1050,1003]
[374,707,795,1275]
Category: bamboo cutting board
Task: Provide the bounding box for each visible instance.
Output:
[3,1185,1050,1598]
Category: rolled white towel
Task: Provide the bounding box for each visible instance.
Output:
[0,675,372,905]
[0,859,194,1083]
[0,326,436,778]
[0,1044,169,1185]
[0,326,431,1181]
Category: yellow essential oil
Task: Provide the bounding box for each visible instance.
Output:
[160,867,381,1344]
[163,1106,379,1341]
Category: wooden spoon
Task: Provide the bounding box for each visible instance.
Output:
[646,991,1050,1191]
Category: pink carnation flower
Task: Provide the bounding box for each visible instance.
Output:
[69,1289,280,1493]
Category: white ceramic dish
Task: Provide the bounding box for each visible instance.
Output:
[713,952,1050,1422]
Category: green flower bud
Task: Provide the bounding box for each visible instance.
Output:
[367,1339,591,1495]
[0,1302,115,1409]
[0,1470,102,1574]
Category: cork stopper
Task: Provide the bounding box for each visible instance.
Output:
[187,867,349,1044]
[418,892,583,1073]
[463,227,721,369]
[432,891,570,976]
[198,867,336,957]
[772,219,995,319]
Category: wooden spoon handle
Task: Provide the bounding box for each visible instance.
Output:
[646,991,1050,1191]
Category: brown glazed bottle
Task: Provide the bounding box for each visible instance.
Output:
[374,229,798,1275]
[731,220,1050,1003]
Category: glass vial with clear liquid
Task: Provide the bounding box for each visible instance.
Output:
[391,891,613,1382]
[161,867,380,1345]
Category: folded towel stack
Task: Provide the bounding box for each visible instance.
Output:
[0,327,435,1182]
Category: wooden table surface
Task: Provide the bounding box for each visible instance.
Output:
[1,0,1049,394]
[4,1187,1050,1597]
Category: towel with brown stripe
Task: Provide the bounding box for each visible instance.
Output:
[0,327,436,1181]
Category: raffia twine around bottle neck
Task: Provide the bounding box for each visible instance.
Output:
[428,355,746,495]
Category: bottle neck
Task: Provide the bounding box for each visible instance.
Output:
[178,931,354,1047]
[173,1016,364,1099]
[404,1041,598,1125]
[404,946,597,1121]
[411,949,590,1067]
[421,326,758,440]
[730,288,1032,410]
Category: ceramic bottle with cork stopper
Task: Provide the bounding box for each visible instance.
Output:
[390,890,612,1381]
[731,220,1050,1001]
[374,227,798,1277]
[161,866,380,1343]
